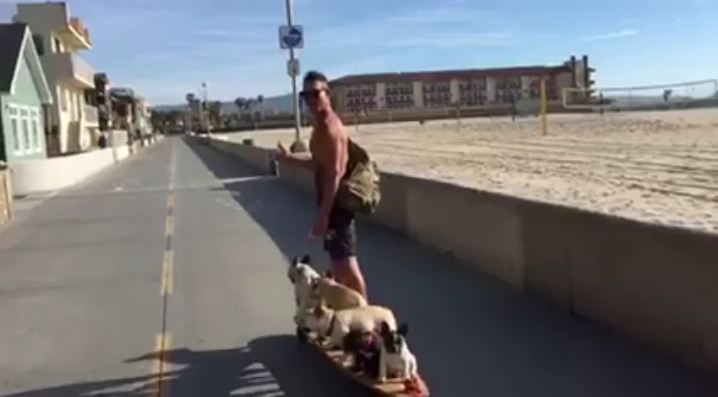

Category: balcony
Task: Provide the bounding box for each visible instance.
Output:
[48,53,95,88]
[14,3,92,51]
[55,17,92,51]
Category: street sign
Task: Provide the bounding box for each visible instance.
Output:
[287,59,300,77]
[279,25,304,49]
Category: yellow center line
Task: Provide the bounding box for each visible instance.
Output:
[153,139,176,397]
[161,250,174,296]
[165,214,174,237]
[153,332,172,397]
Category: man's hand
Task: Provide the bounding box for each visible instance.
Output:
[276,142,289,159]
[309,214,330,239]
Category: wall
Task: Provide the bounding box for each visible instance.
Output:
[0,166,12,224]
[11,147,114,195]
[10,134,158,196]
[204,136,718,377]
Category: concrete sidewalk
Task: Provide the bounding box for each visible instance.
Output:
[184,138,718,397]
[1,137,716,397]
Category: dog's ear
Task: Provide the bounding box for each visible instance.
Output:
[380,321,391,336]
[398,323,409,337]
[291,256,299,267]
[301,254,311,264]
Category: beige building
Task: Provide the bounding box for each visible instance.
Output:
[13,1,99,155]
[330,55,594,121]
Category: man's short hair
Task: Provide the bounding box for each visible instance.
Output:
[303,70,328,86]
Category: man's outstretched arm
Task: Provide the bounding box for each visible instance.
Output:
[277,143,314,171]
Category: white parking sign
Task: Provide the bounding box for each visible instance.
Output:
[287,59,300,77]
[279,25,304,49]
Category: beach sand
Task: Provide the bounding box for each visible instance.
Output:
[227,108,718,234]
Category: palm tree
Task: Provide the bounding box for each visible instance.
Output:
[234,97,246,114]
[209,101,223,128]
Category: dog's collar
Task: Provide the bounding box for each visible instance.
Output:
[325,314,337,337]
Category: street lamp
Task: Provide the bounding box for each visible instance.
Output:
[201,82,210,134]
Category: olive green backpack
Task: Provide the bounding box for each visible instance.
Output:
[336,139,381,214]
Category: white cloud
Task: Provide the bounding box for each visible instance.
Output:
[581,29,639,42]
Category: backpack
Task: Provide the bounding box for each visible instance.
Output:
[336,139,381,214]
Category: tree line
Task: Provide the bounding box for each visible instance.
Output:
[150,94,267,132]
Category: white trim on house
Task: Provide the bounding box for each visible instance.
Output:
[7,25,54,105]
[6,103,43,156]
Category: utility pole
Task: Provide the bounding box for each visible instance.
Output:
[202,82,210,134]
[284,0,305,152]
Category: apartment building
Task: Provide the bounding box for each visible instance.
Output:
[13,1,99,155]
[330,55,594,119]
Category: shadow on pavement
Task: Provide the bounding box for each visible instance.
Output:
[182,138,718,397]
[5,335,373,397]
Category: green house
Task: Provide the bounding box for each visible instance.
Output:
[0,23,53,164]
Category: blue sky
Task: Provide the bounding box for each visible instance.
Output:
[1,0,716,105]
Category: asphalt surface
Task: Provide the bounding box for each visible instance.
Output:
[0,136,716,397]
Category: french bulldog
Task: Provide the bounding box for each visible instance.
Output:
[303,304,398,350]
[287,255,321,327]
[378,321,418,383]
[309,271,368,311]
[343,329,381,379]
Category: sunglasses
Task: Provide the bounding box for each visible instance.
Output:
[300,88,329,101]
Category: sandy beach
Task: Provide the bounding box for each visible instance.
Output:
[227,108,718,234]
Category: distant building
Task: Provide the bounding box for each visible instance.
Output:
[91,72,112,131]
[329,55,594,121]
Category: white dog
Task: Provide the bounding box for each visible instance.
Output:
[303,304,397,350]
[309,271,368,311]
[378,322,418,383]
[287,255,321,326]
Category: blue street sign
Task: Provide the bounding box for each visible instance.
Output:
[279,25,304,49]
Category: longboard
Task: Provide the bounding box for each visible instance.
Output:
[297,327,430,397]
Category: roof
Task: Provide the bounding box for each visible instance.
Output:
[0,23,27,92]
[331,65,572,86]
[0,23,53,104]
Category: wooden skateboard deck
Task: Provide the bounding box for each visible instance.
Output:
[298,328,430,396]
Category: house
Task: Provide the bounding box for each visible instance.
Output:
[0,23,53,164]
[13,1,100,156]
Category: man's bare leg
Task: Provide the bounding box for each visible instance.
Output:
[333,256,367,299]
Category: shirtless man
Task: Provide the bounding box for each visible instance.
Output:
[276,71,368,299]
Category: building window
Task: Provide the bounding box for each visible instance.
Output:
[31,110,40,152]
[33,34,44,56]
[11,116,20,153]
[385,82,414,109]
[22,118,30,151]
[54,36,63,53]
[423,81,452,108]
[458,78,488,106]
[345,83,376,113]
[59,86,68,111]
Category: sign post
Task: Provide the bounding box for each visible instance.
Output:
[280,0,305,152]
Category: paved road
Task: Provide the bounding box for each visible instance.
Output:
[1,137,716,397]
